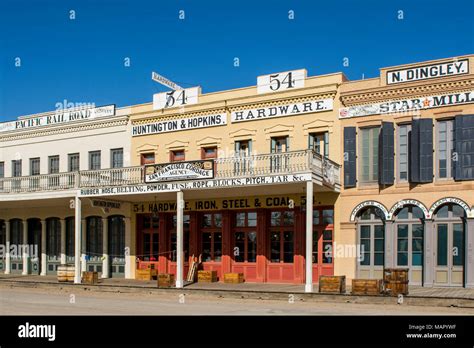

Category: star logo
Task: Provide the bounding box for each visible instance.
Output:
[423,98,431,107]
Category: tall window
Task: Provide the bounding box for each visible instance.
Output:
[359,127,380,184]
[88,151,101,170]
[140,153,155,165]
[86,217,103,261]
[269,210,294,263]
[437,120,454,179]
[170,150,185,162]
[68,153,80,172]
[270,136,289,171]
[30,158,40,176]
[65,217,75,261]
[234,140,252,174]
[309,132,329,157]
[201,213,222,262]
[12,160,22,177]
[46,218,61,261]
[235,140,252,156]
[108,216,125,262]
[0,162,4,190]
[170,214,190,261]
[358,207,385,268]
[398,124,411,181]
[394,206,424,267]
[234,212,257,262]
[49,156,59,173]
[111,148,123,168]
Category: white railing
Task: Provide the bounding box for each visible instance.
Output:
[0,150,340,194]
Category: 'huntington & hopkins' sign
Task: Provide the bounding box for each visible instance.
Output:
[145,160,214,183]
[339,91,474,118]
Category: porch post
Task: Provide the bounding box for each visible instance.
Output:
[305,180,313,293]
[74,196,82,284]
[81,219,87,274]
[101,217,109,278]
[5,220,11,274]
[466,218,474,288]
[384,220,394,268]
[22,219,28,275]
[124,217,132,279]
[60,219,66,265]
[176,190,184,288]
[40,220,47,276]
[423,219,434,287]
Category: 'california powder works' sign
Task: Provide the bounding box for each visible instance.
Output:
[145,160,214,183]
[339,91,474,118]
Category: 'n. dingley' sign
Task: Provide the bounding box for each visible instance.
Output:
[145,160,214,183]
[386,59,469,84]
[339,90,474,118]
[0,105,116,133]
[231,98,333,123]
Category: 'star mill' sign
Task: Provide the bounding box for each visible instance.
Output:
[144,160,214,183]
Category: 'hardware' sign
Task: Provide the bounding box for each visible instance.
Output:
[145,160,214,183]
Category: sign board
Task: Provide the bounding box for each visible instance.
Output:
[79,173,311,197]
[90,199,122,210]
[153,87,200,110]
[151,71,183,90]
[144,160,214,183]
[232,98,333,123]
[339,90,474,118]
[132,113,227,136]
[386,59,469,84]
[0,105,116,133]
[257,69,306,94]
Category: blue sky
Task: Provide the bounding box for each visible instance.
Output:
[0,0,473,121]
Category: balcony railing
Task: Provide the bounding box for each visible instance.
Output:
[0,150,340,194]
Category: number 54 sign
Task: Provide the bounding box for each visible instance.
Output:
[257,69,306,94]
[153,86,201,110]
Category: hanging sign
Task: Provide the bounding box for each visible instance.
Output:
[339,90,474,118]
[151,71,183,90]
[144,160,214,183]
[90,199,122,210]
[386,59,469,84]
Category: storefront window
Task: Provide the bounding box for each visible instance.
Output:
[201,213,222,262]
[269,210,294,263]
[46,218,61,261]
[86,217,103,261]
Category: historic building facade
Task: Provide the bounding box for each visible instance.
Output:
[1,56,473,290]
[0,105,132,278]
[339,55,474,288]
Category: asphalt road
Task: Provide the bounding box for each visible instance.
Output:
[1,286,473,315]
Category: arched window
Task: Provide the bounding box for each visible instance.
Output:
[108,215,125,262]
[65,217,75,262]
[433,203,465,286]
[86,217,103,261]
[357,207,385,278]
[46,218,61,261]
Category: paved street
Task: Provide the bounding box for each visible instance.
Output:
[1,286,473,315]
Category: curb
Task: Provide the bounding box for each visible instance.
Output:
[1,279,473,309]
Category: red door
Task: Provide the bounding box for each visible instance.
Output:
[312,228,334,281]
[136,214,160,272]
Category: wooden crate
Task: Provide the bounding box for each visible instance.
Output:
[223,273,244,284]
[81,271,98,285]
[351,279,382,295]
[319,275,346,293]
[57,265,68,282]
[158,273,175,288]
[135,269,157,281]
[383,268,409,282]
[384,281,409,296]
[198,270,218,283]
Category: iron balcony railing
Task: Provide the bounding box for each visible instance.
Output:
[0,149,340,194]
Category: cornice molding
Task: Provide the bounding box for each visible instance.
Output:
[340,77,474,106]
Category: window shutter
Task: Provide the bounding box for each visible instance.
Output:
[454,114,474,180]
[271,138,276,153]
[410,119,433,183]
[343,127,356,188]
[324,132,329,157]
[379,122,394,185]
